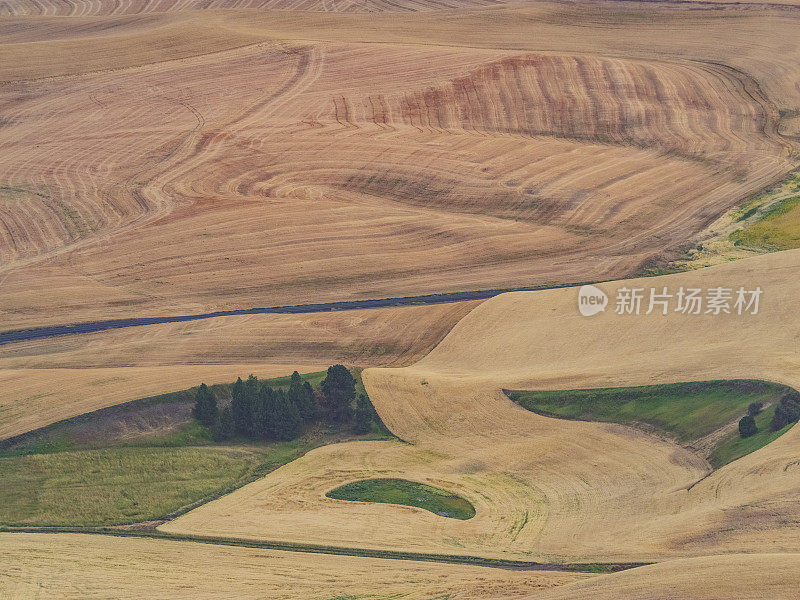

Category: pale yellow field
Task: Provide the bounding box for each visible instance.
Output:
[164,248,800,563]
[0,533,587,600]
[0,300,477,439]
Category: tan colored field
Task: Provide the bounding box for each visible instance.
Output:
[163,248,800,563]
[535,553,800,600]
[2,1,799,331]
[0,300,477,439]
[0,533,587,599]
[0,362,322,440]
[4,1,800,597]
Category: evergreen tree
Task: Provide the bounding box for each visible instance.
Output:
[242,374,260,437]
[353,393,373,434]
[251,384,270,439]
[231,377,248,435]
[320,365,356,423]
[256,386,302,441]
[192,383,218,428]
[302,381,316,419]
[212,407,235,441]
[739,414,757,438]
[288,371,316,421]
[771,391,800,431]
[273,388,303,441]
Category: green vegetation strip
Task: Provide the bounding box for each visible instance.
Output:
[0,527,646,573]
[0,368,398,528]
[0,446,266,527]
[327,478,476,520]
[708,403,794,469]
[729,171,800,251]
[507,380,796,468]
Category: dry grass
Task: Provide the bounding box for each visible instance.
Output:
[0,532,588,600]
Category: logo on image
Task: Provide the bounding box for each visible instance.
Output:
[578,285,608,317]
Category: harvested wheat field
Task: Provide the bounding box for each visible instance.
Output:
[0,300,480,438]
[0,533,588,599]
[164,248,800,562]
[4,0,800,597]
[534,553,800,600]
[2,1,800,331]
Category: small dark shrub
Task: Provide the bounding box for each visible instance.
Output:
[739,415,757,438]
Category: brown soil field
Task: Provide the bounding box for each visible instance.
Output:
[163,248,800,563]
[0,533,588,599]
[2,1,799,331]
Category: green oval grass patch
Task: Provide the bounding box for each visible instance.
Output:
[326,478,475,520]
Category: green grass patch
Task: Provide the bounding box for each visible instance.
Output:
[508,380,795,467]
[0,446,263,526]
[730,196,800,250]
[326,478,475,520]
[0,368,397,526]
[708,404,794,469]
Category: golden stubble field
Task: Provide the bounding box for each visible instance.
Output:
[0,533,589,600]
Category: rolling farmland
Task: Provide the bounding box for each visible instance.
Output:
[3,0,800,597]
[165,249,800,562]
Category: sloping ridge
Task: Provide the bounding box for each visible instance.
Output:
[163,248,800,563]
[362,247,800,559]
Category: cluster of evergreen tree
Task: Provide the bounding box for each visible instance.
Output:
[192,365,382,443]
[771,391,800,432]
[229,372,315,441]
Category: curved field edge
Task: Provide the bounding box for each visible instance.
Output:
[0,528,644,574]
[0,533,593,600]
[643,169,800,275]
[506,379,797,468]
[0,369,392,527]
[326,478,476,520]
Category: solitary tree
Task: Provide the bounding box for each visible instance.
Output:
[320,365,356,423]
[353,393,373,434]
[192,383,218,428]
[748,401,764,417]
[739,415,757,438]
